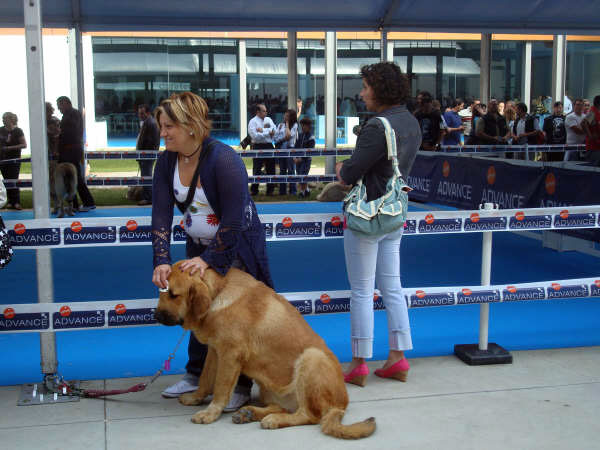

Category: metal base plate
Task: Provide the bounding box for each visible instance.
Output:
[454,343,513,366]
[18,381,81,406]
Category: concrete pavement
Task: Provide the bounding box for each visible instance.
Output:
[1,347,599,450]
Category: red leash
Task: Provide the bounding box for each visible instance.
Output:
[53,330,188,399]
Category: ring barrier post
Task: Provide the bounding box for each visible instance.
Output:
[454,203,513,365]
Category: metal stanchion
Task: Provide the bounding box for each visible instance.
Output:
[454,203,512,365]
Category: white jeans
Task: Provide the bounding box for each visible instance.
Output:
[343,227,413,359]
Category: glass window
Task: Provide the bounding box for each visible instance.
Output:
[567,41,600,106]
[491,40,525,102]
[531,41,553,117]
[92,37,240,147]
[246,39,288,128]
[393,40,481,106]
[298,39,324,144]
[337,39,379,145]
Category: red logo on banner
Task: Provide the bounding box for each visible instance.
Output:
[14,223,26,235]
[515,211,525,221]
[442,161,450,178]
[282,217,293,228]
[425,214,434,224]
[416,290,426,299]
[373,293,379,302]
[331,216,341,227]
[595,280,600,288]
[60,306,71,317]
[126,220,138,231]
[71,221,82,233]
[470,213,480,223]
[115,304,126,315]
[462,288,472,296]
[3,308,15,319]
[545,173,556,195]
[206,214,219,226]
[320,294,331,304]
[552,283,561,291]
[179,219,184,228]
[507,286,517,293]
[560,210,569,219]
[487,166,496,185]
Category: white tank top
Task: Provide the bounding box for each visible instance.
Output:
[173,159,219,244]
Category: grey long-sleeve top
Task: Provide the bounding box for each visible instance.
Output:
[340,104,421,202]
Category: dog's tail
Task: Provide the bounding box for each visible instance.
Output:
[320,407,375,439]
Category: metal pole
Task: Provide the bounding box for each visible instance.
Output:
[287,32,298,111]
[324,31,337,174]
[380,31,388,62]
[478,202,495,351]
[480,33,491,105]
[552,35,567,106]
[239,39,247,141]
[522,42,532,109]
[24,0,57,374]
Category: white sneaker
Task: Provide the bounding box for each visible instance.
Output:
[161,373,198,398]
[223,390,251,413]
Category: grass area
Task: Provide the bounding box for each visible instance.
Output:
[13,151,346,208]
[14,185,326,210]
[19,156,337,174]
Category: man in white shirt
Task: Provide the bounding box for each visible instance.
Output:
[248,104,276,196]
[564,98,586,161]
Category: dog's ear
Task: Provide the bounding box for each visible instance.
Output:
[185,283,211,325]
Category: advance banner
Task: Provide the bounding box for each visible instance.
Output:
[408,154,600,241]
[2,278,598,333]
[4,207,600,249]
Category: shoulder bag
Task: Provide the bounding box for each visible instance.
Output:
[343,116,411,237]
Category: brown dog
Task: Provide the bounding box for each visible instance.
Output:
[155,262,375,439]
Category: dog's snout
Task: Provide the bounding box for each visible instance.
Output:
[155,309,182,326]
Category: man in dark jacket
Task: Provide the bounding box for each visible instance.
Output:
[136,104,161,205]
[542,101,566,161]
[57,96,95,212]
[476,99,510,145]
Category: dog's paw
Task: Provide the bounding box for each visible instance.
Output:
[260,415,280,430]
[232,408,255,424]
[191,409,220,424]
[179,392,204,406]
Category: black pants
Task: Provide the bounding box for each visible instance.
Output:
[61,159,95,209]
[585,150,600,167]
[250,143,276,195]
[137,159,155,201]
[184,240,252,390]
[0,163,21,205]
[278,157,296,195]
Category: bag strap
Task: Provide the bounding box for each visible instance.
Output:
[376,116,401,178]
[175,140,217,214]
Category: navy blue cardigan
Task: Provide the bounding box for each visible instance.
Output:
[151,137,273,288]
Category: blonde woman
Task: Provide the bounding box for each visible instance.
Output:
[0,112,27,209]
[151,92,272,411]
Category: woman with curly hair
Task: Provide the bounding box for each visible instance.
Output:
[335,62,421,386]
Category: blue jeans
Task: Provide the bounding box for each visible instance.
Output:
[343,227,412,359]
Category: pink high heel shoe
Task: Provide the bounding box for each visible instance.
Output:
[374,358,410,382]
[343,363,369,387]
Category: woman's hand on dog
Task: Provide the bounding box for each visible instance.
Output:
[153,264,171,289]
[179,257,209,277]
